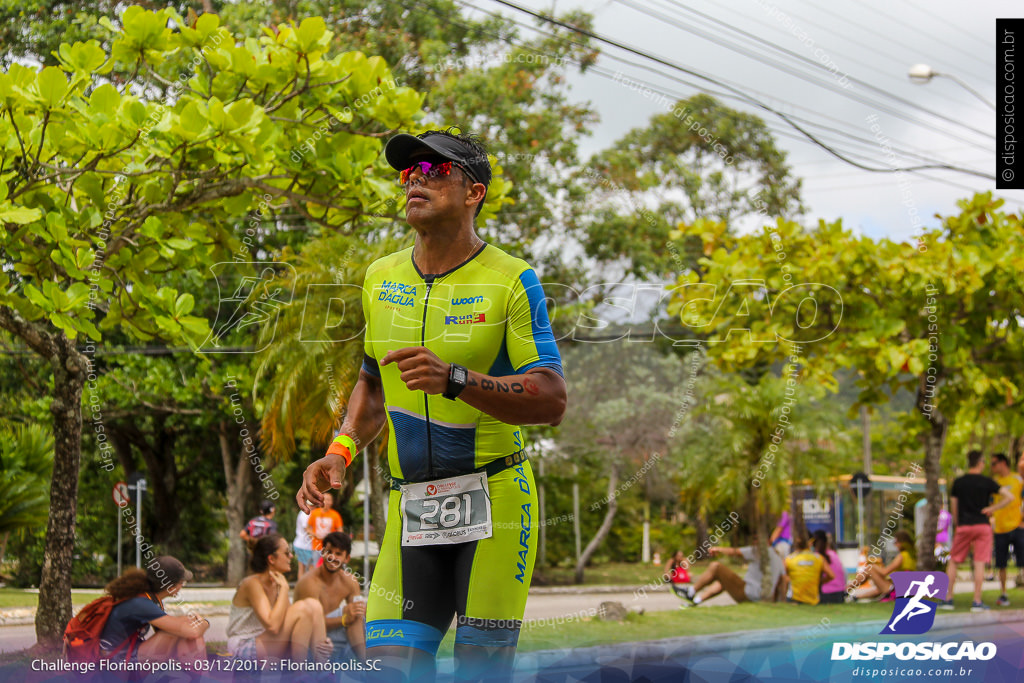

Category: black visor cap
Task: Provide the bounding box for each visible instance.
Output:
[385,133,491,188]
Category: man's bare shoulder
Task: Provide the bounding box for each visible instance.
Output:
[341,570,362,596]
[294,570,322,598]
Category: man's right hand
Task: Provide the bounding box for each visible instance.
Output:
[297,453,346,513]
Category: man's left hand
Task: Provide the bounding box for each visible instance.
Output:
[345,600,366,620]
[381,346,449,394]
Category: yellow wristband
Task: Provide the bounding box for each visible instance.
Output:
[327,434,358,467]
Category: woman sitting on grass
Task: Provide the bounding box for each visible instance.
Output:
[813,530,847,604]
[663,550,692,600]
[846,530,916,600]
[98,556,208,662]
[227,533,332,662]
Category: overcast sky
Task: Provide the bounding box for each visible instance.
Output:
[466,0,1017,242]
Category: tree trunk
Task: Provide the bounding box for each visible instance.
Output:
[694,513,709,555]
[219,421,250,585]
[574,465,618,584]
[123,418,182,548]
[790,484,804,540]
[917,386,947,571]
[753,490,776,601]
[36,336,87,650]
[1010,433,1024,466]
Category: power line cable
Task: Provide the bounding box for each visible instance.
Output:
[485,0,994,179]
[677,0,981,114]
[644,0,994,139]
[475,0,993,161]
[790,0,989,83]
[902,0,992,52]
[859,1,992,73]
[457,0,989,171]
[418,0,1002,200]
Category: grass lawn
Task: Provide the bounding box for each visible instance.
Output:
[437,588,1018,657]
[0,588,234,610]
[0,588,103,609]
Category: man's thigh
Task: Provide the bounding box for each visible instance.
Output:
[365,489,457,656]
[994,532,1011,568]
[365,462,539,654]
[1011,528,1024,567]
[971,525,994,563]
[714,564,748,602]
[950,525,980,563]
[457,461,539,649]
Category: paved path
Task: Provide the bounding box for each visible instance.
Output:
[0,586,693,653]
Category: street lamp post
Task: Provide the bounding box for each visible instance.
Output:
[908,63,996,110]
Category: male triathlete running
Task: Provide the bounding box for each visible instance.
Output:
[296,128,566,682]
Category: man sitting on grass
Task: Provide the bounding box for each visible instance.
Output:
[679,543,784,606]
[294,531,366,661]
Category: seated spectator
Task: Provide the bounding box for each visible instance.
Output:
[812,530,847,604]
[783,534,834,605]
[294,531,366,660]
[679,543,784,605]
[98,556,208,662]
[663,550,692,602]
[846,530,916,600]
[227,533,332,661]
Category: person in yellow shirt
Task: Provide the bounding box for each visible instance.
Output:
[990,453,1024,606]
[846,531,916,600]
[783,534,834,605]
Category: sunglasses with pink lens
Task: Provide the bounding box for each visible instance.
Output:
[399,160,455,185]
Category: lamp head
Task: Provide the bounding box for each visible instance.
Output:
[908,63,935,84]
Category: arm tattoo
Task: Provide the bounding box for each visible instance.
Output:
[473,376,534,394]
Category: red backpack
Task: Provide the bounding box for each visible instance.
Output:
[63,594,146,663]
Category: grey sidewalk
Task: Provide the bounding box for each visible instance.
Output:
[1,575,1016,627]
[0,583,674,626]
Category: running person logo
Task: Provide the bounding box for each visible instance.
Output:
[882,571,948,635]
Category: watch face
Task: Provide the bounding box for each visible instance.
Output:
[453,366,468,383]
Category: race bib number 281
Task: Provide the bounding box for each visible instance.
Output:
[400,472,492,546]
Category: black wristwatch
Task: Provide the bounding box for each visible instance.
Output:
[444,363,468,400]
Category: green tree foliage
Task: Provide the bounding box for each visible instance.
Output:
[576,93,803,279]
[0,5,423,647]
[555,340,689,582]
[219,0,599,255]
[1,1,181,68]
[675,369,855,596]
[667,193,1024,568]
[0,424,54,537]
[254,234,394,459]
